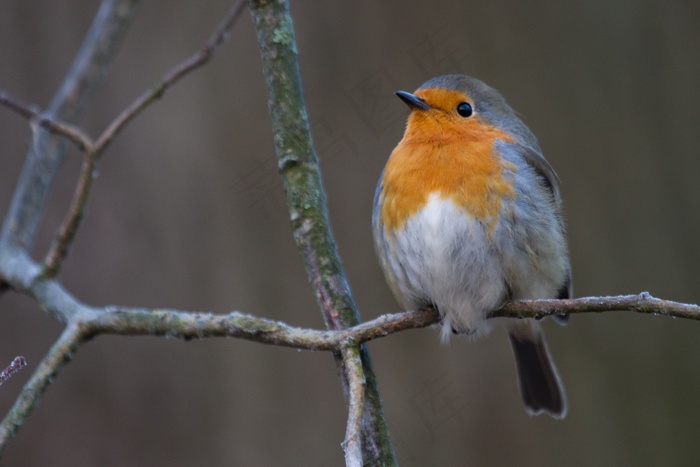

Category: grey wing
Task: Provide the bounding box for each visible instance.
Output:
[520,144,562,202]
[521,144,572,325]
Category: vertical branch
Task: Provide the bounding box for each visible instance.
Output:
[247,1,397,464]
[0,0,141,254]
[341,346,366,467]
[248,0,357,330]
[0,324,88,456]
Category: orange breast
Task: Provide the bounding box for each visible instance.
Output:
[380,116,516,236]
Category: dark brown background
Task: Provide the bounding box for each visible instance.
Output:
[1,1,699,465]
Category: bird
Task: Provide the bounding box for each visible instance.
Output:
[372,74,571,418]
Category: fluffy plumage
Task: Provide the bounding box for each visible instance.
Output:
[373,74,570,418]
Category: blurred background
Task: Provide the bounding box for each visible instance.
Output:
[1,1,699,465]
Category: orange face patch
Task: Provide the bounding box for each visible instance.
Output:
[380,87,516,236]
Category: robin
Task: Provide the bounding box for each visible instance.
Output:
[373,74,570,418]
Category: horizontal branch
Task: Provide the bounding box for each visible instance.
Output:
[3,251,697,456]
[82,306,439,350]
[4,251,696,348]
[81,292,699,350]
[5,249,698,350]
[493,292,700,321]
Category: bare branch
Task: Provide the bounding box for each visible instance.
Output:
[84,306,436,349]
[0,92,94,150]
[341,346,365,467]
[94,0,247,152]
[41,148,98,277]
[247,1,397,463]
[0,357,27,387]
[5,242,697,352]
[493,292,700,321]
[2,239,698,457]
[2,1,245,279]
[0,325,86,456]
[90,293,700,347]
[0,0,140,253]
[40,1,247,278]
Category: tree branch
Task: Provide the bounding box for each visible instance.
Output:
[40,146,98,278]
[247,1,398,464]
[6,248,698,349]
[93,0,247,153]
[84,293,700,346]
[0,324,86,456]
[341,346,365,467]
[3,240,700,456]
[2,1,698,465]
[0,92,94,150]
[2,249,436,349]
[493,292,700,320]
[0,357,27,387]
[0,0,140,254]
[41,0,247,278]
[1,1,247,279]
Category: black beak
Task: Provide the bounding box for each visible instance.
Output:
[395,91,431,111]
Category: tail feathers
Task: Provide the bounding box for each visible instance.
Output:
[508,329,567,419]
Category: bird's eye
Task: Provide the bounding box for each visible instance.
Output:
[456,102,473,117]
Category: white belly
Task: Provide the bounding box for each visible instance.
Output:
[376,194,508,341]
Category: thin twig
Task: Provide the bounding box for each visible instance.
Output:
[0,92,94,150]
[341,346,365,467]
[41,148,98,277]
[41,0,247,278]
[0,325,86,456]
[0,0,140,253]
[94,0,247,151]
[492,292,700,320]
[0,357,27,386]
